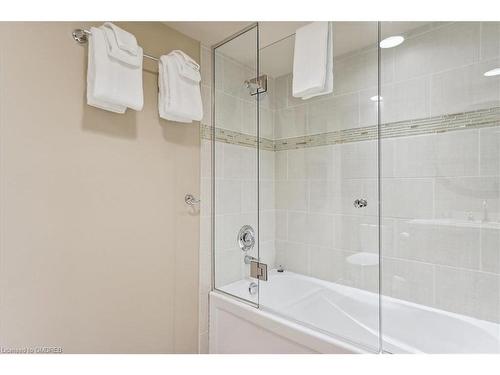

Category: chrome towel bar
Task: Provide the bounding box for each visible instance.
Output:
[72,28,159,62]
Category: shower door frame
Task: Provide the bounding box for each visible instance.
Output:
[211,22,261,307]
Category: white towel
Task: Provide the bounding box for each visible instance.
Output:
[292,21,333,100]
[158,50,203,123]
[102,22,142,67]
[86,26,144,113]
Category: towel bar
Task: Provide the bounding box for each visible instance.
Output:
[72,28,159,62]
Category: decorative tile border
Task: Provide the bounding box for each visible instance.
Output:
[201,124,274,151]
[202,107,500,151]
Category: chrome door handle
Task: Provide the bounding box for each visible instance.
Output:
[354,199,368,208]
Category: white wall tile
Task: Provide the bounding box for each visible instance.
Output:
[215,91,241,132]
[434,176,500,221]
[333,48,380,95]
[275,240,309,275]
[382,178,434,219]
[287,212,334,248]
[380,76,431,123]
[274,151,288,180]
[275,180,308,211]
[394,22,480,81]
[215,249,243,287]
[275,106,307,139]
[430,59,500,116]
[241,98,257,136]
[480,22,500,61]
[241,179,257,213]
[393,130,479,178]
[331,178,378,217]
[391,219,481,270]
[481,228,500,274]
[275,210,287,241]
[274,75,288,109]
[223,56,254,99]
[480,127,500,176]
[259,150,275,180]
[382,257,435,306]
[339,140,378,179]
[260,180,275,211]
[215,179,241,215]
[333,215,378,253]
[260,210,276,243]
[205,22,500,326]
[309,179,336,214]
[307,93,359,133]
[288,146,335,180]
[260,107,275,140]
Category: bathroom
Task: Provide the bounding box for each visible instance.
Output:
[1,0,500,372]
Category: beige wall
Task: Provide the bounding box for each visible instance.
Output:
[0,22,200,353]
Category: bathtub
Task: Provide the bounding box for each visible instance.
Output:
[209,270,500,354]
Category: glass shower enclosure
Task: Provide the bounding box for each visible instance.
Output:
[211,21,500,353]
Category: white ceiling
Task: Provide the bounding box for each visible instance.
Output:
[165,21,253,47]
[166,21,430,77]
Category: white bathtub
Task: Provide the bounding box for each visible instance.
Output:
[210,270,500,354]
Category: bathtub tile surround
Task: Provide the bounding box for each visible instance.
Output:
[203,21,500,354]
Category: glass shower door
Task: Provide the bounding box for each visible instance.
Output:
[258,21,381,352]
[212,24,261,305]
[380,21,500,353]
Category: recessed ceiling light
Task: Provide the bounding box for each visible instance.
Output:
[370,95,383,102]
[484,68,500,77]
[380,36,404,49]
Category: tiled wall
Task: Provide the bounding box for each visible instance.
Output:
[201,21,500,350]
[273,22,500,323]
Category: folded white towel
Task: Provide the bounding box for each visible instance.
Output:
[292,21,333,100]
[102,22,142,67]
[103,22,139,55]
[87,26,144,113]
[158,50,203,123]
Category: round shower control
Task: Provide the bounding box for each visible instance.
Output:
[238,225,255,252]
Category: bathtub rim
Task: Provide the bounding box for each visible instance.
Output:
[209,290,372,354]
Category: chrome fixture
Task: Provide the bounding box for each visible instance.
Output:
[238,225,255,252]
[245,254,268,281]
[250,260,268,281]
[184,194,201,206]
[72,28,159,61]
[244,255,257,265]
[277,265,285,273]
[354,199,368,208]
[248,282,258,295]
[244,74,268,96]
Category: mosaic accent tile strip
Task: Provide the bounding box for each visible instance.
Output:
[201,124,274,151]
[202,107,500,151]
